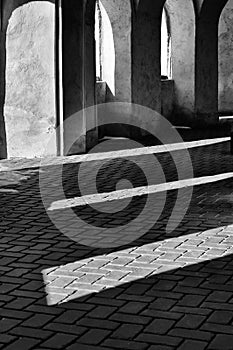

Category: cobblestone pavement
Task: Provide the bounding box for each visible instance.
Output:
[1,137,233,349]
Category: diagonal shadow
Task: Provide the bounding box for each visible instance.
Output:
[0,140,233,348]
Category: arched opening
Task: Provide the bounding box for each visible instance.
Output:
[161,8,172,79]
[218,0,233,116]
[95,0,115,96]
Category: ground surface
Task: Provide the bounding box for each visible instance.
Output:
[1,136,233,349]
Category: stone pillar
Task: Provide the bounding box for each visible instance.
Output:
[62,0,98,154]
[0,31,7,159]
[2,0,56,158]
[166,0,195,124]
[195,0,228,125]
[84,0,98,150]
[0,0,16,159]
[132,0,165,112]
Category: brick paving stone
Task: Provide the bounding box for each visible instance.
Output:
[47,276,77,288]
[141,309,183,320]
[7,268,30,277]
[201,322,233,334]
[201,302,233,312]
[86,305,117,318]
[4,298,34,310]
[171,306,212,316]
[0,319,22,332]
[19,280,42,291]
[60,301,94,311]
[9,326,52,340]
[4,338,41,350]
[118,301,147,314]
[41,334,77,349]
[148,346,174,350]
[116,293,153,303]
[209,334,233,349]
[169,328,213,341]
[207,310,233,324]
[153,280,177,291]
[0,283,18,294]
[78,329,111,345]
[177,340,207,350]
[136,333,182,347]
[178,277,204,287]
[146,290,183,300]
[102,339,148,350]
[25,304,64,315]
[178,295,205,307]
[54,310,86,324]
[67,345,112,350]
[0,309,33,320]
[22,314,55,327]
[110,312,151,325]
[0,335,17,345]
[87,296,124,307]
[206,291,232,303]
[77,317,119,330]
[45,322,87,336]
[111,324,143,340]
[174,285,210,296]
[149,298,177,311]
[145,319,175,334]
[176,314,206,329]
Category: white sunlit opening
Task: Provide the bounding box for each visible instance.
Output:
[95,0,115,95]
[161,8,172,79]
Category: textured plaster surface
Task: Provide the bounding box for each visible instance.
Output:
[133,15,162,112]
[219,0,233,112]
[166,0,195,120]
[5,2,56,158]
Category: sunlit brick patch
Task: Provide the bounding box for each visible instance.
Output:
[42,225,233,305]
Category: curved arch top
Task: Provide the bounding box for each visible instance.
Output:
[195,0,229,124]
[201,0,228,21]
[194,0,228,18]
[136,0,166,17]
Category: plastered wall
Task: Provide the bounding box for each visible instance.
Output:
[219,0,233,113]
[5,1,56,158]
